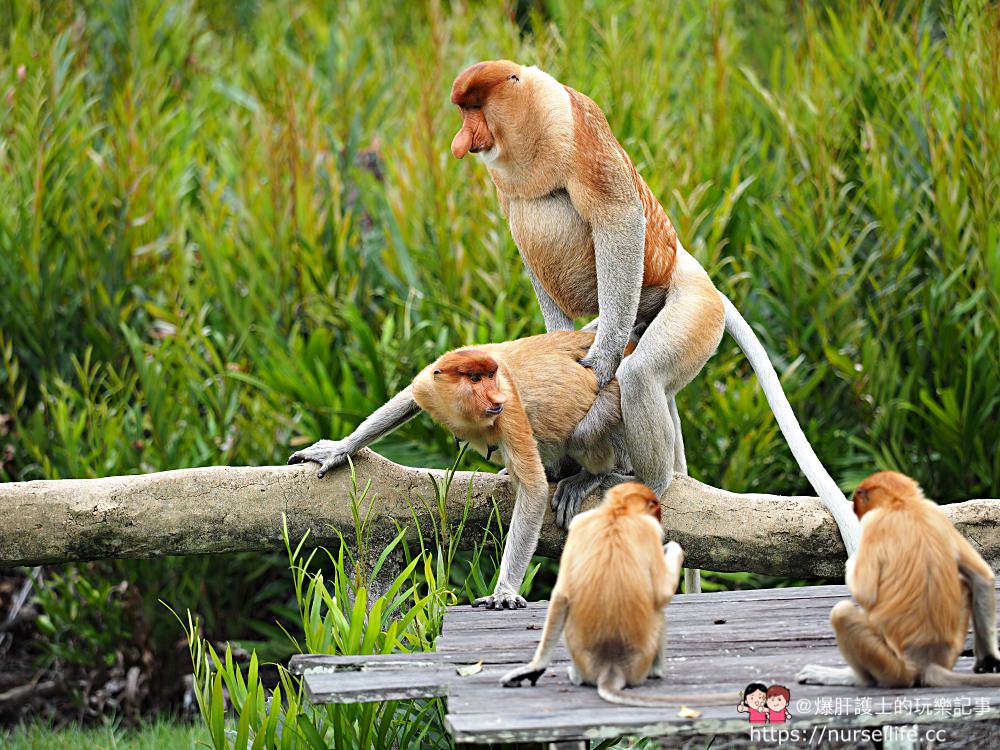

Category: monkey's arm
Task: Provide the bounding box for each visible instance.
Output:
[654,541,684,609]
[287,385,421,478]
[500,589,569,687]
[567,164,644,388]
[524,260,574,332]
[845,535,880,609]
[955,534,1000,672]
[474,398,549,609]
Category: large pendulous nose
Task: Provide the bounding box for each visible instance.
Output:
[451,127,472,159]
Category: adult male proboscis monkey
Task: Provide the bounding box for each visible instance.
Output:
[796,471,1000,688]
[289,331,631,609]
[501,482,736,706]
[449,60,861,559]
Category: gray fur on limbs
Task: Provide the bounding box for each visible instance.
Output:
[579,206,645,389]
[287,385,421,478]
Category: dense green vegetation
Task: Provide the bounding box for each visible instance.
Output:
[1,0,998,744]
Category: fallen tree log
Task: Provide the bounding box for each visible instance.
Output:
[1,448,998,577]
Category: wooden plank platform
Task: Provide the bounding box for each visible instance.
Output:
[290,584,1000,745]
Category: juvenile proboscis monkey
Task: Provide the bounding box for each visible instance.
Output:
[501,482,736,706]
[796,471,1000,688]
[450,61,861,562]
[289,331,631,609]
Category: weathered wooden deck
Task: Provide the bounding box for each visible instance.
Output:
[289,584,1000,745]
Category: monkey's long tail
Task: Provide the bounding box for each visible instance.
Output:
[720,293,861,555]
[922,664,1000,687]
[596,666,737,707]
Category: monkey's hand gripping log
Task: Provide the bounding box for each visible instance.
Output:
[288,439,350,479]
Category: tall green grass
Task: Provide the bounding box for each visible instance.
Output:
[1,0,997,497]
[1,0,998,732]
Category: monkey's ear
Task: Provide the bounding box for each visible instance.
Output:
[853,488,869,504]
[507,74,519,82]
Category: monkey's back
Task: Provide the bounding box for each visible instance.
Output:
[559,508,663,684]
[481,331,602,443]
[865,501,968,664]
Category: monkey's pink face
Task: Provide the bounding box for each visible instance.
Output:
[454,370,506,422]
[433,350,508,423]
[450,60,522,159]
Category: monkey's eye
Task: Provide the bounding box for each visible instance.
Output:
[433,369,442,376]
[507,74,519,82]
[466,104,482,110]
[488,372,495,379]
[469,374,481,383]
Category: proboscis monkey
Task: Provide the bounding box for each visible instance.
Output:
[797,471,1000,688]
[289,331,632,608]
[501,482,736,706]
[449,61,861,564]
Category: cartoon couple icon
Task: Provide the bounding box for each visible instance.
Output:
[737,682,792,724]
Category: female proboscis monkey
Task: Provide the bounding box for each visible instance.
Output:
[797,471,1000,688]
[290,330,631,609]
[449,61,861,579]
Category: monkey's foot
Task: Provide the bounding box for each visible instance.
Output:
[472,588,526,610]
[795,664,858,686]
[567,663,583,686]
[974,654,1000,673]
[544,456,582,483]
[500,664,546,688]
[287,439,350,479]
[552,471,601,530]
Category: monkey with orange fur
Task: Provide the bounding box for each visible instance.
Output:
[449,61,861,573]
[797,471,1000,688]
[501,482,735,706]
[290,330,631,608]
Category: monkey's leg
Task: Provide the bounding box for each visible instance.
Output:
[650,624,668,679]
[617,286,717,497]
[957,540,1000,672]
[288,386,421,478]
[500,590,569,687]
[567,662,584,686]
[544,455,582,483]
[831,600,916,688]
[474,456,550,609]
[551,470,602,530]
[569,381,622,450]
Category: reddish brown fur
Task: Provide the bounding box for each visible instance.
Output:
[566,88,678,288]
[411,330,632,476]
[451,61,681,311]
